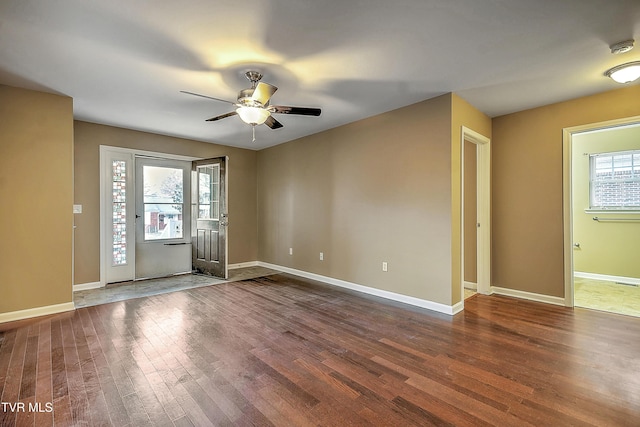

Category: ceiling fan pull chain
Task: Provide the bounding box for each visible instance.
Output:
[252,124,256,142]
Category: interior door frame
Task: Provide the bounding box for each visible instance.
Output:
[461,126,491,298]
[562,115,640,307]
[99,146,199,286]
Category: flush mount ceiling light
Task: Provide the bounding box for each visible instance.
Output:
[605,61,640,83]
[604,39,640,84]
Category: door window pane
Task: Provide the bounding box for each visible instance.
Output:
[143,166,183,240]
[198,164,220,219]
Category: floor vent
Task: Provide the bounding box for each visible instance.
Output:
[615,282,639,287]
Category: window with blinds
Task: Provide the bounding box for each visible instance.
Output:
[590,150,640,210]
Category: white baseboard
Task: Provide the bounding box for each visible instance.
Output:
[450,301,464,315]
[464,281,477,290]
[228,261,259,270]
[490,286,565,306]
[574,271,640,286]
[258,262,463,316]
[0,302,75,324]
[73,281,102,292]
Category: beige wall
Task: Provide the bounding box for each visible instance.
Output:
[258,94,454,304]
[0,85,74,314]
[257,93,489,306]
[73,122,258,284]
[492,85,640,297]
[572,125,640,278]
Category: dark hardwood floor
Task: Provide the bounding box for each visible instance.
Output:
[1,273,640,426]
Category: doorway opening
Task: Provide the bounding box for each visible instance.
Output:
[461,127,491,302]
[99,146,228,287]
[563,116,640,317]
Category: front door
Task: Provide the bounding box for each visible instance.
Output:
[135,157,192,279]
[192,157,228,278]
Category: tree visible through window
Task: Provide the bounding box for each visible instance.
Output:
[142,166,184,240]
[590,150,640,210]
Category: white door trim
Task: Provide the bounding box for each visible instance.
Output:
[461,127,491,298]
[562,115,640,307]
[99,146,199,286]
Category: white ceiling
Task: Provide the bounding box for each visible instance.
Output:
[1,0,639,150]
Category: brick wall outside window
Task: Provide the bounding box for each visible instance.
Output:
[590,151,640,210]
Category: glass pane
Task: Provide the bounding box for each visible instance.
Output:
[591,150,640,209]
[143,166,183,240]
[198,164,220,219]
[613,154,633,172]
[144,203,183,240]
[594,156,613,178]
[198,166,212,219]
[112,160,127,265]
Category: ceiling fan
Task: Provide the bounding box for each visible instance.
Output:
[181,71,321,141]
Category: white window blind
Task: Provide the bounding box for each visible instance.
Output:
[590,150,640,210]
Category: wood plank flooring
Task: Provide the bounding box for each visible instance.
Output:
[1,273,640,426]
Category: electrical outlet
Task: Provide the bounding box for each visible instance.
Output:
[382,262,388,272]
[289,247,293,255]
[320,252,324,261]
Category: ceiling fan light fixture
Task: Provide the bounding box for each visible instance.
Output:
[604,61,640,84]
[236,106,270,125]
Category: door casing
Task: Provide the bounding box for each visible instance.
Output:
[99,146,199,286]
[460,127,491,300]
[562,115,640,307]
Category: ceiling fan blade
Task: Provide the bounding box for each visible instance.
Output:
[180,90,237,106]
[264,115,284,129]
[251,82,278,106]
[206,111,237,122]
[270,105,321,116]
